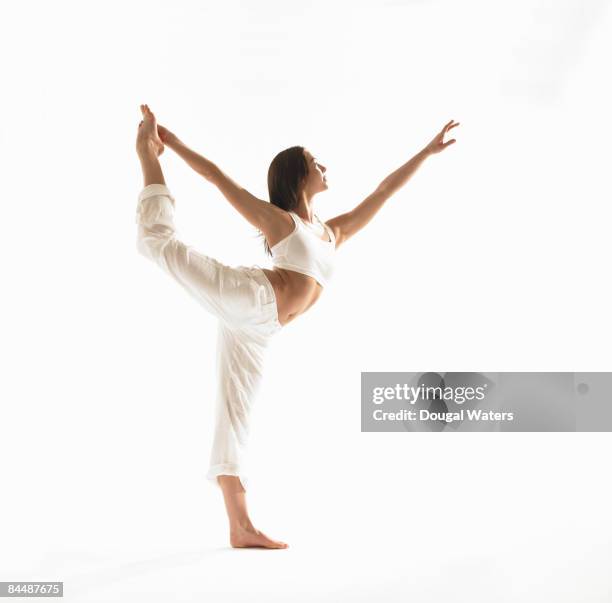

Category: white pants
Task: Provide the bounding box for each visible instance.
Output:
[135,183,283,491]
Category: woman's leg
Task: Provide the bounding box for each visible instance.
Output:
[208,321,288,549]
[138,146,165,187]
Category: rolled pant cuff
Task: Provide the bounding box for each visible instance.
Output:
[206,463,249,491]
[139,183,175,204]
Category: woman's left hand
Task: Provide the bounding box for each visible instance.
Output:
[157,124,178,145]
[424,120,460,155]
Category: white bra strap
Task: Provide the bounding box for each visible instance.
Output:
[287,211,302,230]
[316,214,334,243]
[290,211,333,243]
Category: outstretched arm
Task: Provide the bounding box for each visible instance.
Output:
[326,120,460,248]
[158,126,273,232]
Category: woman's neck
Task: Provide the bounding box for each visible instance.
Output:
[295,190,315,223]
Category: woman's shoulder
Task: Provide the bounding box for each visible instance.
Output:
[264,205,299,248]
[267,204,297,226]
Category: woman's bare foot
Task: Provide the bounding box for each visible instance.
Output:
[230,521,289,549]
[136,104,164,157]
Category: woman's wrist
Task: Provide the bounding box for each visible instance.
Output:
[166,134,182,149]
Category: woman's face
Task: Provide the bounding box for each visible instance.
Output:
[302,149,328,196]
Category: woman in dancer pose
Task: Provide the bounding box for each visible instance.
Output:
[135,103,459,548]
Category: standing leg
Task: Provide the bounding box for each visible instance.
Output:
[207,322,288,548]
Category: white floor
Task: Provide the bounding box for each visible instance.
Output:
[4,434,611,603]
[7,528,611,603]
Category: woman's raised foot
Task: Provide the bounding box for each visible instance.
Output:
[136,104,164,157]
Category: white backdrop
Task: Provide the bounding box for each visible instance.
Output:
[1,1,611,601]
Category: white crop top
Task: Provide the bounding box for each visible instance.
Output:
[270,211,336,287]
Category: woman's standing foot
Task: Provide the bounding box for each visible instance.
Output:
[230,520,289,549]
[217,475,289,549]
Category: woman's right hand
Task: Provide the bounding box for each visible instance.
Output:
[157,124,178,145]
[423,120,460,155]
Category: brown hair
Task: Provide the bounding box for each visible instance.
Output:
[259,146,309,257]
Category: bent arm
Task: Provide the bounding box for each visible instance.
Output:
[166,137,272,232]
[327,147,431,248]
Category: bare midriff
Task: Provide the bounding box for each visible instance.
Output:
[261,267,323,327]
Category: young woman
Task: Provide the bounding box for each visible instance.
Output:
[135,103,459,549]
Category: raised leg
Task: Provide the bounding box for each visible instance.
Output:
[136,104,166,187]
[138,147,166,188]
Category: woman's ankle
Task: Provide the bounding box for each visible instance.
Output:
[137,141,159,158]
[230,516,255,532]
